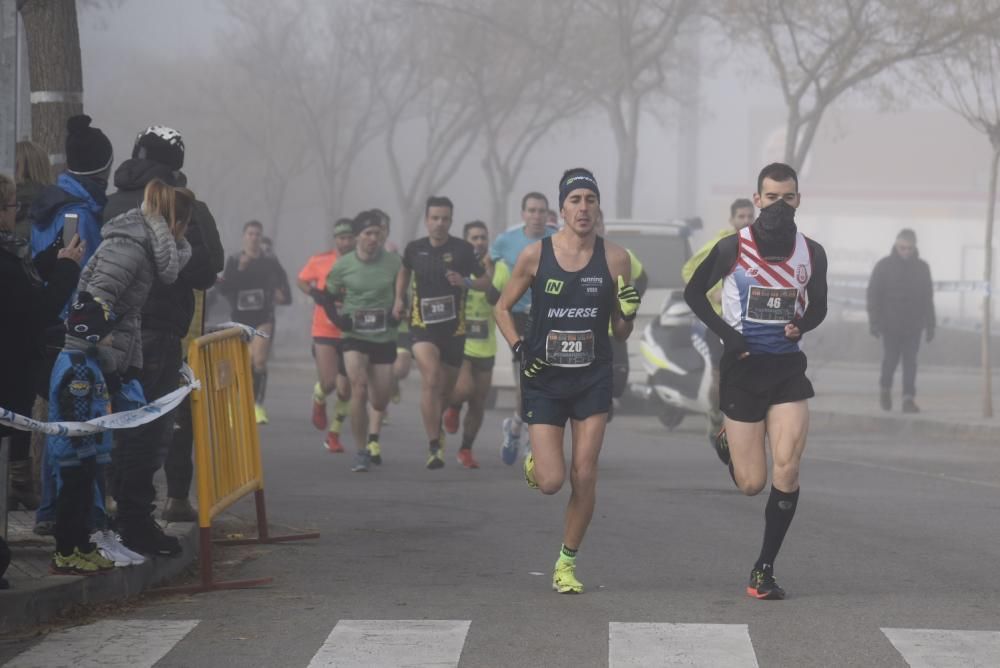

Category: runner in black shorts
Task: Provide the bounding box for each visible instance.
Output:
[394,196,490,469]
[495,168,640,594]
[684,163,828,601]
[220,220,291,424]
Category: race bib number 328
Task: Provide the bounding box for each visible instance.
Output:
[746,286,797,323]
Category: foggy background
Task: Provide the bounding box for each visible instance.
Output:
[15,0,997,363]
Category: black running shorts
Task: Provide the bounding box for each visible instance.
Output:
[719,350,814,423]
[521,364,612,427]
[464,354,495,373]
[412,325,465,368]
[312,337,346,376]
[341,338,397,365]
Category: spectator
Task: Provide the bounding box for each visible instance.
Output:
[103,126,224,528]
[29,115,114,534]
[1,172,82,521]
[81,179,194,555]
[867,228,935,413]
[14,140,52,243]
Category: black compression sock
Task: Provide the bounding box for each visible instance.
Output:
[461,433,475,450]
[429,438,440,451]
[754,485,800,572]
[368,433,379,443]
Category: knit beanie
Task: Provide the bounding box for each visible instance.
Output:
[558,168,600,210]
[66,292,116,343]
[132,125,185,171]
[65,115,114,176]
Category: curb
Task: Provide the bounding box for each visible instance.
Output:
[810,410,1000,443]
[0,522,198,635]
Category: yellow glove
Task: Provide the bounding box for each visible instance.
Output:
[617,275,640,320]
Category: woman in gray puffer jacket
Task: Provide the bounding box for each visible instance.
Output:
[77,179,194,378]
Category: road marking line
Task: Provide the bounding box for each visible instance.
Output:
[306,619,471,668]
[609,622,759,667]
[809,454,1000,490]
[6,619,199,668]
[882,628,1000,667]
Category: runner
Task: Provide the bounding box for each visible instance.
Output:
[681,198,755,457]
[490,191,554,465]
[442,221,496,469]
[370,210,401,426]
[220,220,292,424]
[495,168,640,594]
[393,196,490,470]
[325,211,402,472]
[683,163,828,600]
[297,217,355,452]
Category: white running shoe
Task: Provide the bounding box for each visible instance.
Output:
[92,530,146,566]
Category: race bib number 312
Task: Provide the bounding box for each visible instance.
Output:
[420,295,456,324]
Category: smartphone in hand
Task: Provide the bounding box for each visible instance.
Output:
[62,213,79,247]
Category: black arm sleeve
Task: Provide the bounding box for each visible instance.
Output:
[791,240,828,335]
[683,236,746,353]
[485,284,502,306]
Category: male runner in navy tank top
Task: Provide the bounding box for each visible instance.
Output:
[495,168,641,594]
[684,163,828,600]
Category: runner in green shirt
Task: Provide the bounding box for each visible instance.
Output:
[443,221,497,469]
[326,211,403,472]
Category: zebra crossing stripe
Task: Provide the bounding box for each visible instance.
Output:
[609,622,759,667]
[5,619,199,668]
[881,628,1000,667]
[306,620,471,668]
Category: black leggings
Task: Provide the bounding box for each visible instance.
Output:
[55,457,97,555]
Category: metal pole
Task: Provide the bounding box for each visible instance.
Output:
[0,0,17,174]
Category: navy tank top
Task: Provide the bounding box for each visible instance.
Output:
[525,236,614,369]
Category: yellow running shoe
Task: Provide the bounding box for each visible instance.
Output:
[523,452,538,489]
[552,559,583,594]
[255,404,269,425]
[79,547,115,571]
[426,447,445,470]
[367,440,383,465]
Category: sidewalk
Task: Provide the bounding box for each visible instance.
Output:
[806,360,1000,442]
[0,510,198,635]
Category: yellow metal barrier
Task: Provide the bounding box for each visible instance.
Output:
[158,327,318,594]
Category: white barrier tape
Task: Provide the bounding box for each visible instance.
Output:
[30,91,83,104]
[0,365,200,437]
[829,279,989,292]
[211,322,271,341]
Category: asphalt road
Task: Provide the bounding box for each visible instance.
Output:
[3,365,999,667]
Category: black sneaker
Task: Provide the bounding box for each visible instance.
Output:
[902,397,920,414]
[120,517,182,557]
[712,427,731,465]
[880,388,892,411]
[747,567,786,600]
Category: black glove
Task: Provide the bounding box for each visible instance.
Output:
[309,287,331,305]
[869,323,881,338]
[513,339,550,379]
[926,328,935,343]
[321,300,353,332]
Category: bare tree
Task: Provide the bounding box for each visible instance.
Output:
[716,0,999,170]
[566,0,699,218]
[916,35,1000,418]
[18,0,83,171]
[362,1,483,240]
[218,0,385,241]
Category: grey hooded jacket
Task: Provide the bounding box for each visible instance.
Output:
[77,208,192,374]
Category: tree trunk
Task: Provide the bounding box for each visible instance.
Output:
[20,0,83,175]
[982,144,998,418]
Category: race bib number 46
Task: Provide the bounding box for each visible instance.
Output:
[420,295,456,324]
[746,286,797,323]
[545,329,595,367]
